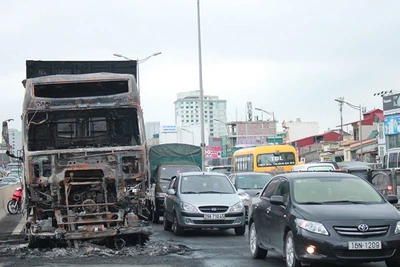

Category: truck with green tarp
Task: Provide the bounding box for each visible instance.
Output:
[147,143,202,223]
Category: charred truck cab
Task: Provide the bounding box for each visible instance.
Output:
[3,60,153,248]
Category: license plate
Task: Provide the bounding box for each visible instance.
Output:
[348,241,382,250]
[204,214,225,220]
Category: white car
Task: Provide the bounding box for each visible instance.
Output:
[291,162,336,172]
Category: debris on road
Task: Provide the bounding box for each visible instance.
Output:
[0,240,191,259]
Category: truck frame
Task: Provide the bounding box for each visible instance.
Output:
[2,60,153,248]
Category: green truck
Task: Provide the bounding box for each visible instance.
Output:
[147,143,202,223]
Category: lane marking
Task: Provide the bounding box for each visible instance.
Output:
[11,216,25,235]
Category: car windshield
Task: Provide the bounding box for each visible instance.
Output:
[236,174,272,189]
[293,177,384,204]
[180,175,235,194]
[159,165,200,179]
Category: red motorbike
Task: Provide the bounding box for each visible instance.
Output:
[7,186,23,215]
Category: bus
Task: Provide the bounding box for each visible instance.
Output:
[232,145,299,173]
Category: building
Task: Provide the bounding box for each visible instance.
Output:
[383,93,400,152]
[174,91,227,138]
[339,108,383,161]
[158,125,207,146]
[281,119,319,143]
[145,121,160,141]
[287,131,343,162]
[8,129,22,157]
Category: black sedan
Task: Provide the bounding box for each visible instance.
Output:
[248,171,400,267]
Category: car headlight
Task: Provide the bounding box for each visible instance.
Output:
[229,201,244,212]
[395,221,400,234]
[180,202,198,212]
[296,219,329,236]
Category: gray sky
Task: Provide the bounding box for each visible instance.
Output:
[1,1,399,133]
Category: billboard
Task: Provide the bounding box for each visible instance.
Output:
[161,125,177,133]
[205,146,222,159]
[384,114,400,135]
[383,93,400,113]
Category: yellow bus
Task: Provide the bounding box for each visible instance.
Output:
[232,145,299,173]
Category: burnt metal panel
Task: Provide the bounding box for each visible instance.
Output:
[26,60,137,80]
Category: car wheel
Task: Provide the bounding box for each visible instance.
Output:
[234,224,246,236]
[285,231,301,267]
[163,211,172,231]
[385,260,400,267]
[172,212,184,236]
[249,222,267,259]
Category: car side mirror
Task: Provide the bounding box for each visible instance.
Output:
[237,189,245,195]
[167,189,176,195]
[386,195,398,205]
[270,195,285,205]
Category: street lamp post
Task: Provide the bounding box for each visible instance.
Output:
[181,127,195,145]
[255,108,276,144]
[113,52,161,93]
[197,0,206,171]
[335,98,363,161]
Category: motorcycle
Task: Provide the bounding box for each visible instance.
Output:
[7,186,23,215]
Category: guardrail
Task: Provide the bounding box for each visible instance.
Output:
[0,184,20,220]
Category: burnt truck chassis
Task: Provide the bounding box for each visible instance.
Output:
[26,149,153,248]
[15,71,153,248]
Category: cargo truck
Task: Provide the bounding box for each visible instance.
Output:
[2,60,153,248]
[147,143,202,223]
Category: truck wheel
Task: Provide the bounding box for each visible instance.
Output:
[163,211,172,231]
[152,208,160,223]
[234,224,246,236]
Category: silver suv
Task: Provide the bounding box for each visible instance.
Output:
[163,172,246,236]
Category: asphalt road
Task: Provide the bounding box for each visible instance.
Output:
[0,215,391,267]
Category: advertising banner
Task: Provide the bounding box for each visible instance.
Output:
[384,114,400,135]
[383,93,400,112]
[161,125,177,133]
[205,146,222,159]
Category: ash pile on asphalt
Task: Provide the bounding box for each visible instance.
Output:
[0,241,191,259]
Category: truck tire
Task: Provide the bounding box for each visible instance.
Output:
[152,208,160,223]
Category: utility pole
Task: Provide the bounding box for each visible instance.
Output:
[339,96,344,141]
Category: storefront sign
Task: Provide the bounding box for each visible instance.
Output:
[384,114,400,135]
[205,146,222,159]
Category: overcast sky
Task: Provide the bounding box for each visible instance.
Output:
[1,1,399,133]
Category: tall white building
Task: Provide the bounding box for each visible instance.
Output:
[145,121,160,141]
[174,91,227,138]
[8,129,22,157]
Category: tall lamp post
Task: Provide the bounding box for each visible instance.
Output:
[181,127,195,145]
[197,0,206,171]
[113,52,161,93]
[255,108,276,144]
[335,98,363,161]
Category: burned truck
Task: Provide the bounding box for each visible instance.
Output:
[3,60,153,248]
